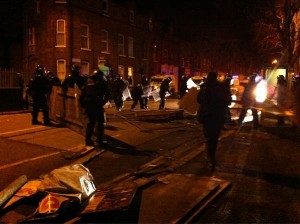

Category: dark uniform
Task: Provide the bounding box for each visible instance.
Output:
[159,77,172,110]
[112,76,127,111]
[62,65,86,93]
[80,70,110,146]
[131,83,144,109]
[27,65,51,125]
[197,71,231,171]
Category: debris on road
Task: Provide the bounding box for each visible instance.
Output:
[0,175,27,208]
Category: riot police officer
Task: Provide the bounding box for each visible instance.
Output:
[80,69,110,146]
[62,65,86,92]
[27,65,52,125]
[159,77,172,110]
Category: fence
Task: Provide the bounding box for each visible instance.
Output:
[0,68,32,88]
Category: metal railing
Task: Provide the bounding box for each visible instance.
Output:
[0,68,32,88]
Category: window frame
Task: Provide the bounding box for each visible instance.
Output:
[81,24,90,50]
[118,34,125,56]
[101,29,109,53]
[57,59,66,80]
[128,36,134,58]
[56,19,66,47]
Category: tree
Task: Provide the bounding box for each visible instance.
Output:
[253,0,300,69]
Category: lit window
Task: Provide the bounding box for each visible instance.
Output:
[56,20,66,47]
[101,29,109,53]
[81,61,89,75]
[128,37,134,58]
[129,9,134,24]
[118,34,125,56]
[81,24,90,49]
[128,66,133,86]
[57,59,66,80]
[102,0,108,14]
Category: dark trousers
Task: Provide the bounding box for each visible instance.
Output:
[32,95,49,123]
[159,93,166,109]
[131,96,144,109]
[85,105,106,144]
[114,94,124,110]
[203,122,222,166]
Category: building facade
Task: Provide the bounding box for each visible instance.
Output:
[20,0,198,88]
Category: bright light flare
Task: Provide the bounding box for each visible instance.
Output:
[255,79,267,103]
[187,78,197,89]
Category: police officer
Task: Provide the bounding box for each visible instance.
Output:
[27,65,52,125]
[80,69,110,146]
[112,75,127,111]
[159,77,172,110]
[62,65,86,93]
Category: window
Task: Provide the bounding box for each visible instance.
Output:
[56,20,66,47]
[81,24,90,50]
[128,37,134,58]
[153,44,158,62]
[118,34,125,56]
[55,0,67,3]
[118,65,125,78]
[128,66,133,86]
[102,0,108,14]
[129,9,134,25]
[101,29,109,53]
[81,61,89,75]
[28,27,35,53]
[57,59,66,80]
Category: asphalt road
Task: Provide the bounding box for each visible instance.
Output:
[0,98,300,223]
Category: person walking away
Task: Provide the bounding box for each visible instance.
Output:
[238,74,259,129]
[159,77,172,110]
[112,75,127,111]
[141,76,152,109]
[27,65,52,125]
[80,69,110,147]
[197,71,231,172]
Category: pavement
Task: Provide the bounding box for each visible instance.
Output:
[1,98,300,223]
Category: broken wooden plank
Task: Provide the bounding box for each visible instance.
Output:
[0,175,28,208]
[65,145,95,160]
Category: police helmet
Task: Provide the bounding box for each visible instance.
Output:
[90,69,105,81]
[71,65,81,76]
[35,65,46,76]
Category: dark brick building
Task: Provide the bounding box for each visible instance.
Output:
[18,0,199,87]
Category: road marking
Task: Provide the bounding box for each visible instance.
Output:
[0,152,61,171]
[0,126,48,136]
